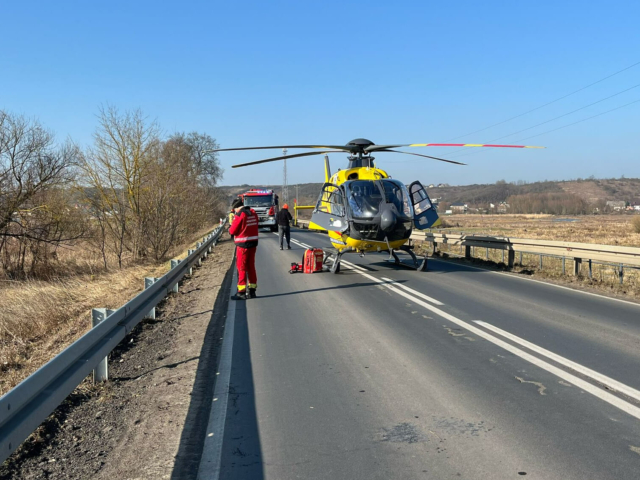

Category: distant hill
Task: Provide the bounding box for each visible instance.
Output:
[219,178,640,212]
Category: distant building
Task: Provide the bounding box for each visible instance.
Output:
[497,202,510,214]
[606,200,626,211]
[428,184,435,188]
[634,205,640,211]
[450,202,468,213]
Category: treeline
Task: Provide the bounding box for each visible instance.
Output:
[438,180,561,205]
[0,107,224,278]
[506,192,588,215]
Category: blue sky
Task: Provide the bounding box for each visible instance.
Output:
[1,0,639,187]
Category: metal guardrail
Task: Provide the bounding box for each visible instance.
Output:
[296,219,327,232]
[0,220,228,464]
[293,204,314,228]
[291,224,640,280]
[410,231,640,280]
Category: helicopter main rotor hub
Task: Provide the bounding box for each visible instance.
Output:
[346,138,375,155]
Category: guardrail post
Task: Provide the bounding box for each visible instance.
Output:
[539,255,543,270]
[508,250,515,269]
[562,257,566,275]
[519,251,523,265]
[574,258,582,276]
[433,242,438,254]
[619,264,624,285]
[91,308,114,382]
[588,259,593,279]
[187,250,195,274]
[464,245,471,259]
[196,242,203,266]
[144,278,160,319]
[170,259,181,292]
[486,248,489,260]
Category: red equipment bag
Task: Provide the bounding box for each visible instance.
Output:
[303,248,324,274]
[289,262,304,274]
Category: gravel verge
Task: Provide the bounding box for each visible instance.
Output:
[1,236,235,480]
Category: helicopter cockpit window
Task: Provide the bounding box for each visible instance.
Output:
[316,184,345,217]
[381,180,412,217]
[346,181,382,218]
[410,185,432,215]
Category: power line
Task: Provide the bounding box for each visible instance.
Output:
[488,83,640,141]
[441,97,640,162]
[390,97,640,165]
[513,98,640,143]
[444,81,640,158]
[446,60,640,141]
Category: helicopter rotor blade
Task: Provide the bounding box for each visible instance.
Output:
[376,149,467,165]
[366,143,544,152]
[232,150,346,168]
[214,145,356,153]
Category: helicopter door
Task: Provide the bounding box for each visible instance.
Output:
[310,184,348,232]
[408,181,439,230]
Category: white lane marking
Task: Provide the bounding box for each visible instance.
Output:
[343,261,640,421]
[430,257,640,309]
[380,277,444,306]
[196,275,237,480]
[293,240,310,248]
[475,320,640,403]
[271,232,311,249]
[345,261,366,272]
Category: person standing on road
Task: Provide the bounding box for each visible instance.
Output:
[229,198,259,300]
[277,203,293,250]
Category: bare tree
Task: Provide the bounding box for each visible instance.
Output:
[0,111,82,277]
[140,133,224,260]
[79,106,160,267]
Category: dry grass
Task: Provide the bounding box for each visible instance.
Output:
[0,226,218,396]
[437,214,640,247]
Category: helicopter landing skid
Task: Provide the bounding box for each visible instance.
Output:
[398,245,428,271]
[324,247,352,274]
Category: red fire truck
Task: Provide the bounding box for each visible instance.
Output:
[237,189,279,231]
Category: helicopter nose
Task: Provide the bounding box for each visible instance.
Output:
[380,209,397,232]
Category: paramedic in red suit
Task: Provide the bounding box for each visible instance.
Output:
[229,197,259,300]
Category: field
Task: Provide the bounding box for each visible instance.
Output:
[0,227,217,396]
[438,214,640,246]
[424,214,640,299]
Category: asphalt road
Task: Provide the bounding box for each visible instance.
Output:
[206,228,640,480]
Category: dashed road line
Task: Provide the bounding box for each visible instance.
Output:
[475,320,640,404]
[380,277,444,306]
[341,260,640,421]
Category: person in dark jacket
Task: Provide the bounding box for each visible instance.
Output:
[229,197,259,299]
[276,203,293,250]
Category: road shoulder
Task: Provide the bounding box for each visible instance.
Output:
[0,237,235,480]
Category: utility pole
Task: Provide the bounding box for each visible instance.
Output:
[282,148,288,204]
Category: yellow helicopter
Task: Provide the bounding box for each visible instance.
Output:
[215,139,542,273]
